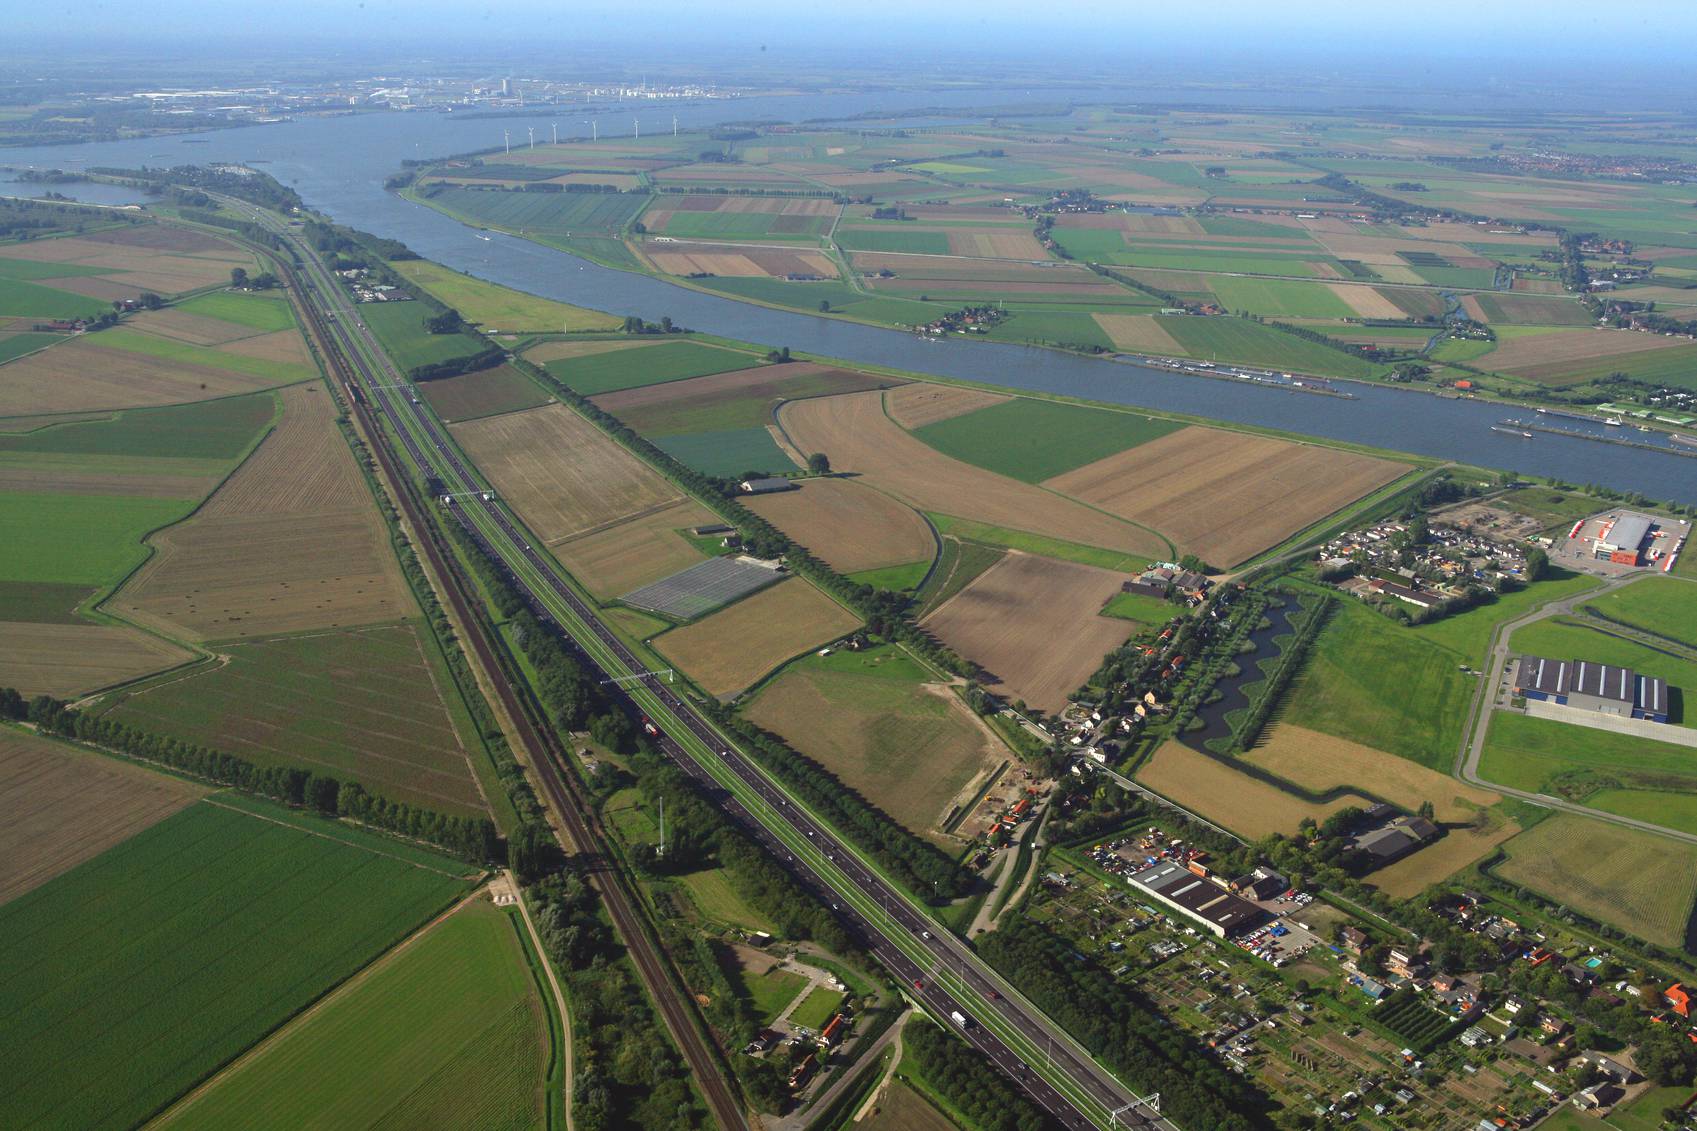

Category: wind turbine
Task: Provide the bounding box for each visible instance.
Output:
[527,126,535,149]
[589,119,597,141]
[551,122,557,145]
[672,115,678,136]
[633,117,639,140]
[503,129,510,156]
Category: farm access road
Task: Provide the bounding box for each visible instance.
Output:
[246,198,1173,1131]
[1454,570,1697,844]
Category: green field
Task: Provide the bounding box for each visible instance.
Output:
[1508,611,1697,729]
[847,559,933,593]
[1479,712,1697,808]
[417,185,647,267]
[1524,343,1697,390]
[0,391,276,461]
[0,331,62,363]
[417,364,552,422]
[655,210,830,241]
[788,985,848,1031]
[927,513,1158,572]
[107,625,488,817]
[653,427,795,478]
[160,899,546,1131]
[0,491,195,585]
[360,301,491,372]
[731,957,808,1026]
[1408,570,1598,662]
[983,310,1117,350]
[1158,317,1380,379]
[1582,576,1697,643]
[1281,593,1472,769]
[0,579,95,622]
[913,398,1181,483]
[392,258,618,332]
[678,867,777,933]
[1496,811,1697,949]
[174,290,297,333]
[836,228,953,255]
[1100,590,1176,625]
[0,798,472,1131]
[1206,277,1358,319]
[543,339,757,395]
[0,275,109,318]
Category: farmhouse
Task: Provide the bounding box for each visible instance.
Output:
[1128,860,1266,939]
[1512,656,1671,723]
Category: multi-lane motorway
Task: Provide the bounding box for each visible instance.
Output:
[259,206,1173,1131]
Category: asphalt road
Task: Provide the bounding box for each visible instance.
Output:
[249,202,1172,1131]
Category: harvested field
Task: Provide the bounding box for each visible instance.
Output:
[779,391,1166,558]
[552,498,717,599]
[743,478,934,574]
[113,384,411,641]
[1326,284,1407,319]
[859,1082,957,1131]
[0,621,193,697]
[1044,427,1407,567]
[1463,292,1592,325]
[82,225,238,255]
[743,646,1003,839]
[647,244,838,279]
[654,579,860,698]
[1497,814,1697,948]
[1368,818,1520,900]
[133,308,264,347]
[883,382,1009,430]
[110,624,485,815]
[921,552,1134,713]
[522,337,669,365]
[1481,327,1688,374]
[592,362,900,436]
[417,363,551,422]
[1137,742,1371,840]
[944,230,1048,258]
[1245,724,1498,822]
[0,463,218,499]
[451,403,684,544]
[0,339,293,416]
[1092,313,1184,354]
[216,328,315,368]
[0,731,206,907]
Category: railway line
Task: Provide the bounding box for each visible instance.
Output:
[258,204,1171,1131]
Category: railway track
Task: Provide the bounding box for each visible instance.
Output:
[245,201,1170,1131]
[276,242,751,1131]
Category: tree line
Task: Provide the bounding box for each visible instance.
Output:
[902,1020,1060,1131]
[0,689,499,863]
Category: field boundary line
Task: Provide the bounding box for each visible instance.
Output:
[198,796,478,879]
[512,875,575,1131]
[144,885,491,1127]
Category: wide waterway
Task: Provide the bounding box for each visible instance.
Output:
[6,91,1695,502]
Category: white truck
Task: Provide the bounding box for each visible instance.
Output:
[950,1010,973,1030]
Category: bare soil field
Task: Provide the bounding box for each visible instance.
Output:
[83,225,239,255]
[1045,427,1407,567]
[921,552,1134,713]
[0,462,219,499]
[217,329,315,368]
[592,362,899,436]
[131,309,261,347]
[858,1082,957,1131]
[1481,327,1687,373]
[945,230,1048,258]
[883,382,1009,430]
[0,341,289,415]
[1136,741,1371,840]
[654,579,860,698]
[451,403,685,544]
[1092,313,1184,354]
[779,391,1166,558]
[0,731,207,906]
[113,384,411,641]
[1245,724,1498,822]
[0,621,194,697]
[553,498,717,599]
[744,478,935,574]
[1368,818,1520,900]
[648,245,838,279]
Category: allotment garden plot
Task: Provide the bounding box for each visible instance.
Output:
[0,798,473,1131]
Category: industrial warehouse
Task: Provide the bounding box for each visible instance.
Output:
[1561,509,1689,572]
[1512,656,1671,723]
[1128,860,1266,939]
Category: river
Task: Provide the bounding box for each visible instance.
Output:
[3,90,1694,501]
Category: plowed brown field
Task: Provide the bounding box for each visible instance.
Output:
[0,621,194,697]
[921,552,1134,712]
[744,478,935,574]
[450,403,684,544]
[778,391,1165,558]
[113,384,411,640]
[552,499,718,598]
[1045,427,1406,567]
[0,341,288,415]
[0,731,207,906]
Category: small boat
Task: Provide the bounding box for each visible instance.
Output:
[474,233,492,241]
[1604,418,1622,427]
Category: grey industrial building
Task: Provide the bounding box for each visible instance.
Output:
[1513,655,1670,723]
[1129,861,1265,938]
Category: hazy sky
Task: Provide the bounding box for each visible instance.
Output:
[15,0,1697,58]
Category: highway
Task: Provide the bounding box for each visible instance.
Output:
[257,205,1173,1131]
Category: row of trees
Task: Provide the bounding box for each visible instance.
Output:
[1,689,500,863]
[1230,594,1333,751]
[902,1020,1060,1131]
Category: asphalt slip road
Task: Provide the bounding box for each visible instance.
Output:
[251,202,1173,1131]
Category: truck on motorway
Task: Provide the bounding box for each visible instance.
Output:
[950,1010,973,1029]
